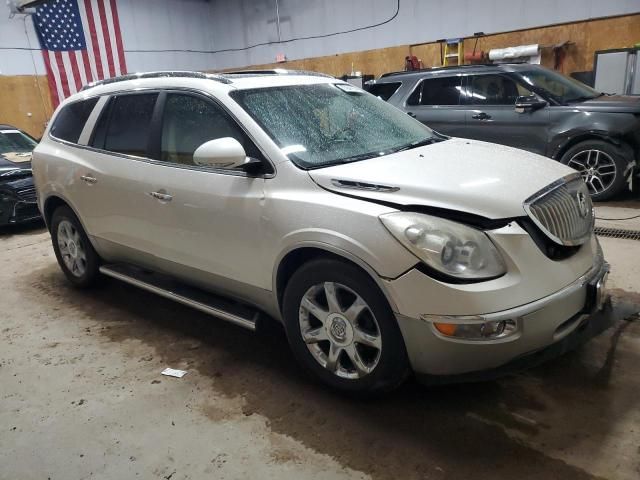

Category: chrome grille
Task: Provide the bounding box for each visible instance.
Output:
[524,175,594,246]
[16,187,37,202]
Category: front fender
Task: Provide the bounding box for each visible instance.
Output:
[548,111,640,161]
[271,239,406,317]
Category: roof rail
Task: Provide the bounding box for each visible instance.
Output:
[379,62,532,79]
[223,69,288,75]
[223,68,334,79]
[80,71,232,91]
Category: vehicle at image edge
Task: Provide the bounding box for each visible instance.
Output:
[32,70,610,394]
[0,125,40,226]
[366,63,640,201]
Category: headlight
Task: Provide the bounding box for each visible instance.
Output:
[380,212,506,280]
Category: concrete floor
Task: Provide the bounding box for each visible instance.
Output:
[1,220,639,480]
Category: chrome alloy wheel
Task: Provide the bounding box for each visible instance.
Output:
[57,220,87,277]
[299,282,382,379]
[567,149,617,196]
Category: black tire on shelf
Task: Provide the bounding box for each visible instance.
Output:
[282,258,410,394]
[559,139,630,202]
[50,205,102,288]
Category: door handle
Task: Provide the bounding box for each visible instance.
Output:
[407,112,417,118]
[80,175,97,184]
[149,191,173,202]
[471,112,491,120]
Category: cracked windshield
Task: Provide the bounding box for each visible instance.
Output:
[232,82,442,169]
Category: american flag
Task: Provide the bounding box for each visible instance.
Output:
[33,0,127,107]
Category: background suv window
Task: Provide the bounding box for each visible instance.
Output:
[407,76,461,106]
[367,82,401,101]
[160,93,260,166]
[50,98,99,143]
[97,93,158,157]
[467,74,532,105]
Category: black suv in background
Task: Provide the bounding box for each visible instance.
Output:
[368,64,640,200]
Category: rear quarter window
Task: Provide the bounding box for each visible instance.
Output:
[50,98,99,143]
[407,76,462,106]
[367,82,401,101]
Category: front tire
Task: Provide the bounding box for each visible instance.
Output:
[559,140,630,201]
[282,258,409,394]
[51,206,101,288]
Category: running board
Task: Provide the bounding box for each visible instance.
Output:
[99,264,258,331]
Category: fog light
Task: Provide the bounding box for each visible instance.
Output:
[433,319,518,340]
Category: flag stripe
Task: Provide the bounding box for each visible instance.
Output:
[41,51,60,108]
[47,51,65,103]
[83,0,105,81]
[80,49,93,83]
[90,0,110,80]
[78,1,98,81]
[68,51,83,94]
[100,0,117,77]
[75,50,88,86]
[54,51,71,98]
[61,52,77,94]
[109,0,127,75]
[98,2,116,77]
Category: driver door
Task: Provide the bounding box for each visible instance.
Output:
[462,73,550,155]
[141,91,272,290]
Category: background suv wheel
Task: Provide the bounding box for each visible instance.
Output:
[560,139,630,201]
[51,206,101,288]
[283,258,409,394]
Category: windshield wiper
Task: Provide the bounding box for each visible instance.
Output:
[307,135,445,169]
[389,136,441,154]
[306,152,380,169]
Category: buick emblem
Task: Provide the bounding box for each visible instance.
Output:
[330,318,347,340]
[576,191,589,218]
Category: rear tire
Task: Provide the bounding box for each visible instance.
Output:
[559,140,630,201]
[282,258,409,394]
[51,206,101,288]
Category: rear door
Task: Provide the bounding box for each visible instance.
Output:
[44,96,103,228]
[461,73,550,154]
[77,92,163,257]
[402,75,467,136]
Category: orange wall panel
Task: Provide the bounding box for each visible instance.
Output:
[0,75,53,138]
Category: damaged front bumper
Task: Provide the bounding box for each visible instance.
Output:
[394,251,611,381]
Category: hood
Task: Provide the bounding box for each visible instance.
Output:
[574,94,640,113]
[0,174,34,192]
[308,138,574,219]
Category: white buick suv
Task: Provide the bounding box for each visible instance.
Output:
[32,70,610,393]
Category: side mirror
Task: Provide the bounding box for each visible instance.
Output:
[515,95,547,113]
[193,137,249,169]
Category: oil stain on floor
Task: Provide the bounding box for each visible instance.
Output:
[23,263,640,480]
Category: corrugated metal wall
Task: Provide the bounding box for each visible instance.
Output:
[207,0,640,68]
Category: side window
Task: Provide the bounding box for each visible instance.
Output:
[468,75,532,105]
[407,77,461,106]
[160,93,261,166]
[96,93,158,157]
[50,98,99,143]
[367,82,401,101]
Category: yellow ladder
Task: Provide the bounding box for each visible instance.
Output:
[443,38,464,66]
